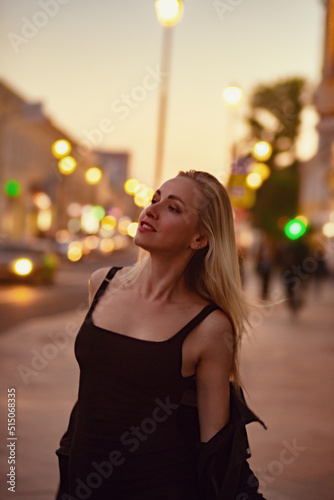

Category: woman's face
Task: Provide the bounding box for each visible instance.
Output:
[134,176,206,255]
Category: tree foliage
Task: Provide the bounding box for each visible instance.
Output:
[247,77,312,239]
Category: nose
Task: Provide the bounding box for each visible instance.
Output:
[145,203,159,220]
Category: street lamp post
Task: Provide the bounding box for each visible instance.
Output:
[222,85,243,181]
[154,0,183,188]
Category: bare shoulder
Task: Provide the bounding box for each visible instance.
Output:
[193,308,234,359]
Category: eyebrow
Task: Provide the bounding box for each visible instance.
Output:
[155,189,185,206]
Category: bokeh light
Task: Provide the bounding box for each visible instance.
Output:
[100,238,115,254]
[284,219,307,240]
[155,0,184,26]
[85,167,102,184]
[252,163,270,181]
[52,139,71,158]
[322,222,334,238]
[252,141,272,161]
[12,258,33,276]
[222,86,243,106]
[33,192,51,210]
[124,178,140,195]
[67,241,83,262]
[58,156,77,175]
[246,172,262,189]
[127,222,139,238]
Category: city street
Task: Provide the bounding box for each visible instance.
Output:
[0,251,333,500]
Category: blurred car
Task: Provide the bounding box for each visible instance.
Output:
[0,239,58,284]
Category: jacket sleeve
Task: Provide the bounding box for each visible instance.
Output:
[197,421,266,500]
[180,382,266,500]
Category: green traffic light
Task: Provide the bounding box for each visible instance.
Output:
[284,218,307,240]
[4,179,21,197]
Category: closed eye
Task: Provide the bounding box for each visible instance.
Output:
[151,197,181,213]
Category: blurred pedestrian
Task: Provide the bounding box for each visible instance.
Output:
[55,171,266,500]
[255,233,275,300]
[278,237,309,314]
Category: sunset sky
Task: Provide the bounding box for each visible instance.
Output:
[0,0,326,187]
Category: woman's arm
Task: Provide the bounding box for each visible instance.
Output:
[195,311,233,443]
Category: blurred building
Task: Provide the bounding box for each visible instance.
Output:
[300,0,334,228]
[0,80,132,239]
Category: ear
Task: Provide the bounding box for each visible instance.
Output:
[190,233,208,250]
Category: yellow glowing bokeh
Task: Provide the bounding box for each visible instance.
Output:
[81,212,99,234]
[295,215,309,227]
[134,185,155,207]
[37,209,52,232]
[84,235,100,250]
[252,141,272,161]
[127,222,139,238]
[101,215,117,231]
[252,163,271,181]
[155,0,183,26]
[12,258,33,276]
[100,238,115,254]
[52,139,71,158]
[118,218,132,235]
[246,172,263,189]
[222,86,243,106]
[67,241,83,262]
[58,156,77,175]
[124,178,140,195]
[322,222,334,238]
[33,192,51,210]
[85,167,102,184]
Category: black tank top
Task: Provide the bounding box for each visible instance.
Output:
[68,267,219,500]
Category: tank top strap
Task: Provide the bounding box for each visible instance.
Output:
[86,266,123,320]
[177,303,220,343]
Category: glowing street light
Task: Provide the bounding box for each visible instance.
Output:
[155,0,184,26]
[222,86,243,107]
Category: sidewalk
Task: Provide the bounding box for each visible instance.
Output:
[0,273,333,499]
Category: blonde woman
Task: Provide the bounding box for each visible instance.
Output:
[56,171,266,500]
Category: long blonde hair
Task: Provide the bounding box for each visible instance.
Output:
[120,170,250,386]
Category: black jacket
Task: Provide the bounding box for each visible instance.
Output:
[193,383,267,499]
[55,383,266,500]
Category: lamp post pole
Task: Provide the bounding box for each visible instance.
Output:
[154,0,183,188]
[222,86,243,181]
[154,26,173,189]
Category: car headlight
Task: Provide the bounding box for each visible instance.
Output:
[12,258,33,276]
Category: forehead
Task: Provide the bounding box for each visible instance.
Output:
[158,177,203,207]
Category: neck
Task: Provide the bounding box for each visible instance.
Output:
[137,252,193,304]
